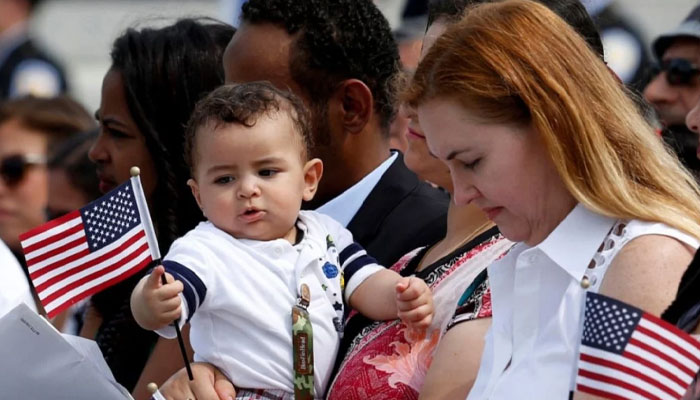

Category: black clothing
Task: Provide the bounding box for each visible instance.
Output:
[0,36,67,99]
[347,153,448,268]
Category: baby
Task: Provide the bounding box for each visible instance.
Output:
[131,82,433,399]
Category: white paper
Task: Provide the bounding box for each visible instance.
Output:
[0,303,132,399]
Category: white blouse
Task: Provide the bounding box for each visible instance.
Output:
[467,204,699,399]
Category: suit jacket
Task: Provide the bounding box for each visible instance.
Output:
[347,153,448,267]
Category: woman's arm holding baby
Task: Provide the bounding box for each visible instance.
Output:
[348,269,434,329]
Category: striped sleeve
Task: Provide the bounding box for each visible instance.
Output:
[162,260,207,322]
[153,260,207,339]
[338,241,384,303]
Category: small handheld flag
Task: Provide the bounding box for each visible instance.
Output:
[575,292,700,400]
[20,173,159,318]
[20,167,194,380]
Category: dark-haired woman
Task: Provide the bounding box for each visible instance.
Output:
[81,18,235,399]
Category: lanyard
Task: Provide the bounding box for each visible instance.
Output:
[292,283,314,399]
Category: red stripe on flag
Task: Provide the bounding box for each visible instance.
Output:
[621,346,689,389]
[578,369,658,399]
[26,234,86,267]
[629,337,696,378]
[41,241,150,307]
[19,210,81,241]
[580,353,680,398]
[23,222,84,255]
[29,246,91,280]
[45,255,153,319]
[637,323,700,367]
[642,313,700,360]
[34,231,146,293]
[576,383,630,400]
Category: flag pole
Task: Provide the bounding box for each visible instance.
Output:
[130,166,194,381]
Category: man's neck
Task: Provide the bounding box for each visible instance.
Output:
[307,141,392,208]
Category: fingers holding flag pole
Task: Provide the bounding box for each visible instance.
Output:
[131,166,194,381]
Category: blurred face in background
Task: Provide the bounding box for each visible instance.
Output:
[644,38,700,127]
[46,168,91,221]
[402,104,452,191]
[402,18,453,191]
[90,68,157,200]
[0,118,49,251]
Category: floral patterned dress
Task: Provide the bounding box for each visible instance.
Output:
[326,227,512,399]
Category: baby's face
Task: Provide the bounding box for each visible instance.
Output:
[189,114,321,242]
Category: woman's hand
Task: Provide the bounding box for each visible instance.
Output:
[157,362,236,400]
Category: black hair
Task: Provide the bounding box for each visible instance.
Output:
[427,0,605,59]
[48,129,101,203]
[110,18,235,252]
[241,0,401,136]
[185,82,313,172]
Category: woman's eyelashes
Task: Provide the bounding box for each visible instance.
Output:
[101,124,130,139]
[460,158,480,169]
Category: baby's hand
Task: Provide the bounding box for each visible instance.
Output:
[131,265,184,330]
[395,277,433,330]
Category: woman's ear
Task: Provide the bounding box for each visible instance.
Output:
[302,158,324,201]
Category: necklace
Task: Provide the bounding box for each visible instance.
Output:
[417,219,495,271]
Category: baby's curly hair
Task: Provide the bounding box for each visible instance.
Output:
[185,82,313,173]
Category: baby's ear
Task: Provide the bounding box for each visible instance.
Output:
[187,178,204,212]
[302,158,323,201]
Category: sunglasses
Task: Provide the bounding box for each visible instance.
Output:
[650,58,700,86]
[0,154,46,187]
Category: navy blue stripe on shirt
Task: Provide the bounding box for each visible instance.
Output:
[162,260,206,322]
[343,254,378,283]
[339,242,363,266]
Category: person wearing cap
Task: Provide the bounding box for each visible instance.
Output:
[0,0,68,100]
[644,4,700,173]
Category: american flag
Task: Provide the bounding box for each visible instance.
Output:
[575,292,700,400]
[19,176,160,318]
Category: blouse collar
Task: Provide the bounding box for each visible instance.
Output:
[534,203,616,281]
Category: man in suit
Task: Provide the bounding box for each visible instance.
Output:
[222,0,448,268]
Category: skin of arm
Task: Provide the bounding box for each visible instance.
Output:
[574,234,693,400]
[419,317,491,399]
[78,302,103,339]
[348,269,434,329]
[130,265,184,330]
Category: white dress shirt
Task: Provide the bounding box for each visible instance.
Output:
[468,204,699,399]
[315,152,397,227]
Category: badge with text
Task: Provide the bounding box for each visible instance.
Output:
[292,283,314,400]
